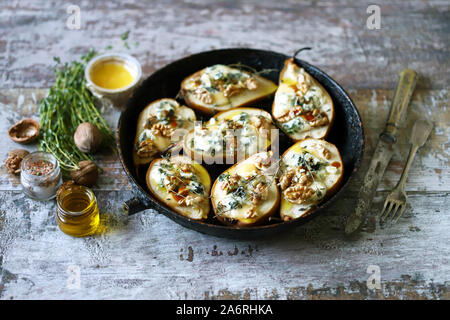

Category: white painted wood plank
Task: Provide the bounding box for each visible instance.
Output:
[0,1,448,90]
[0,190,448,299]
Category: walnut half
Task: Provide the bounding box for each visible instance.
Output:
[136,139,158,158]
[284,184,315,204]
[321,147,332,160]
[296,69,311,95]
[245,207,258,219]
[194,88,214,104]
[277,106,304,123]
[245,77,258,90]
[180,194,204,207]
[151,123,174,138]
[5,149,29,175]
[251,182,269,205]
[221,174,241,192]
[279,169,296,190]
[310,115,329,128]
[223,84,244,97]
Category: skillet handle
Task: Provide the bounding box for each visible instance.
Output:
[123,197,149,216]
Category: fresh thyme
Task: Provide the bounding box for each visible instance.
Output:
[38,49,115,175]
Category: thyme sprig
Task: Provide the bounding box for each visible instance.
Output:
[38,49,115,175]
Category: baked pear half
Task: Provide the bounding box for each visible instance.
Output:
[211,151,280,227]
[133,98,196,168]
[272,58,334,141]
[183,107,278,164]
[146,155,211,221]
[181,64,277,114]
[278,138,343,221]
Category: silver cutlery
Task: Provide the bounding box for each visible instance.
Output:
[345,69,418,234]
[380,119,433,223]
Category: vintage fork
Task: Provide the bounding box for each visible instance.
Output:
[380,119,433,223]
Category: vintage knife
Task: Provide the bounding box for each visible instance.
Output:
[345,69,418,235]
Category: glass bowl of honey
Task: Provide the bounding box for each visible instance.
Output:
[85,52,142,109]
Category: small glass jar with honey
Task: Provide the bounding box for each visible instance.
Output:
[56,184,100,237]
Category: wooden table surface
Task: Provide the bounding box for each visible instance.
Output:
[0,0,448,300]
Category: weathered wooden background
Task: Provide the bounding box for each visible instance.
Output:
[0,0,449,300]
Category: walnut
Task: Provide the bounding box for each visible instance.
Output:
[178,163,192,173]
[5,149,29,174]
[310,115,329,127]
[245,77,258,90]
[144,116,157,129]
[284,185,315,203]
[251,116,262,128]
[70,160,99,187]
[56,180,77,199]
[321,147,332,160]
[255,155,272,169]
[227,121,244,130]
[296,70,311,95]
[174,185,204,207]
[74,122,103,153]
[8,119,39,144]
[223,84,244,97]
[191,75,202,87]
[151,123,174,138]
[277,106,304,123]
[297,83,309,96]
[181,194,204,207]
[251,183,269,204]
[280,169,312,192]
[279,169,296,190]
[136,139,157,158]
[246,207,258,219]
[277,112,294,123]
[221,174,240,191]
[194,88,214,104]
[251,116,270,134]
[298,172,313,186]
[165,176,181,193]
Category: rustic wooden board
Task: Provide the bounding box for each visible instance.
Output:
[0,0,448,90]
[0,190,449,300]
[0,0,449,300]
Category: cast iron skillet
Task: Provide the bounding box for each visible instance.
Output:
[117,48,364,239]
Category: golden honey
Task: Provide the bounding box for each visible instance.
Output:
[56,185,99,237]
[90,61,134,90]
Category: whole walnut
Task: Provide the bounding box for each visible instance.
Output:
[5,149,30,174]
[70,160,99,187]
[74,122,103,153]
[56,180,77,199]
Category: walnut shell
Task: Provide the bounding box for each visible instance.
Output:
[70,160,99,187]
[56,180,77,199]
[8,119,40,144]
[5,149,30,174]
[74,122,103,153]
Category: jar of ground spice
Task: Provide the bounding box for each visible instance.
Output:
[20,151,62,200]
